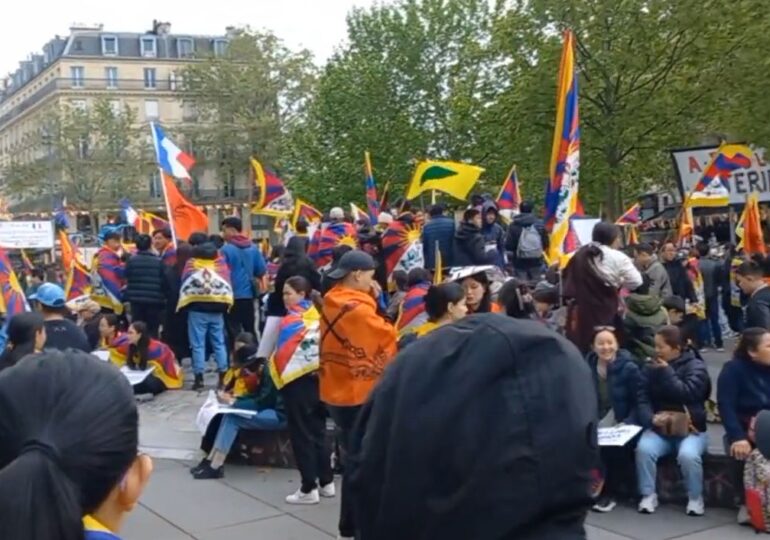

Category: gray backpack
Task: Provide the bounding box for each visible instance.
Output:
[517,225,544,259]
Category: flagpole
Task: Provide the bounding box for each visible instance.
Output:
[729,204,736,245]
[149,122,178,247]
[497,164,516,201]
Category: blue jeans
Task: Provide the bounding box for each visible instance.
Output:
[188,311,228,374]
[701,298,723,348]
[635,429,708,499]
[213,410,286,453]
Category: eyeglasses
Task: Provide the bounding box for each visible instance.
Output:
[593,325,616,333]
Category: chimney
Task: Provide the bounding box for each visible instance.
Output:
[153,20,172,35]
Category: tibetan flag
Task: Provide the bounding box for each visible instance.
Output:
[687,143,754,208]
[686,257,706,319]
[627,226,639,246]
[406,160,484,201]
[109,334,183,389]
[0,247,29,316]
[251,158,288,211]
[381,221,424,277]
[162,173,209,242]
[397,282,430,334]
[19,249,33,275]
[150,122,195,181]
[544,30,581,263]
[58,229,77,272]
[496,165,522,212]
[291,199,322,231]
[268,299,321,390]
[677,205,694,246]
[615,203,641,225]
[433,241,443,284]
[65,259,91,303]
[90,246,125,314]
[737,193,766,255]
[138,210,170,235]
[309,222,359,270]
[364,152,380,222]
[350,203,371,225]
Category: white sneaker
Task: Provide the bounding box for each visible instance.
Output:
[738,504,750,524]
[319,482,336,498]
[638,494,658,514]
[686,497,705,516]
[285,488,319,505]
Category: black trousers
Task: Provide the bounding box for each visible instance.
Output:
[282,375,333,493]
[133,373,166,395]
[328,405,361,538]
[226,298,256,349]
[131,302,163,338]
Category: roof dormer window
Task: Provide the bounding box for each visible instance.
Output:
[141,36,157,58]
[101,35,118,56]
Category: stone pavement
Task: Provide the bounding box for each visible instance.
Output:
[127,346,751,540]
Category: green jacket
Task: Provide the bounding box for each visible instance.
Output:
[623,293,668,362]
[234,366,285,417]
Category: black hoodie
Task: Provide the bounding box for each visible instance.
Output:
[453,221,489,266]
[350,315,597,540]
[506,212,549,268]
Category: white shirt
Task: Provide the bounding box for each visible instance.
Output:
[594,244,644,291]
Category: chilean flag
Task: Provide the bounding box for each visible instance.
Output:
[151,122,195,180]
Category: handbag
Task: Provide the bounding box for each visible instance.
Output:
[655,406,693,437]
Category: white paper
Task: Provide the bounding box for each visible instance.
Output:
[195,390,257,435]
[598,424,642,447]
[120,366,155,386]
[92,350,110,362]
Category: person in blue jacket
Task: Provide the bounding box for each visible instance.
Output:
[221,217,266,347]
[421,204,455,270]
[586,326,640,513]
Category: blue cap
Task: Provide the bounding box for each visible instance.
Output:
[29,282,66,307]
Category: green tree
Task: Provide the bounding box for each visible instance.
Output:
[3,98,148,216]
[181,29,316,196]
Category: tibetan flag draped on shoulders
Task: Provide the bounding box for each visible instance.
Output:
[615,203,641,225]
[545,30,581,263]
[396,282,430,334]
[162,174,208,242]
[176,255,233,312]
[687,143,754,207]
[65,259,91,303]
[108,334,183,389]
[737,193,766,255]
[310,222,359,270]
[292,199,322,230]
[381,221,424,277]
[91,246,125,314]
[496,165,522,212]
[406,160,484,201]
[686,257,706,320]
[364,152,380,222]
[251,158,289,211]
[268,299,321,390]
[0,247,29,316]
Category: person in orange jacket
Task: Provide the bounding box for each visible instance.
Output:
[319,249,397,540]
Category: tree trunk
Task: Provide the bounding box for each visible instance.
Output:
[604,145,622,220]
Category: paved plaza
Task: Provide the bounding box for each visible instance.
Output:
[126,346,757,540]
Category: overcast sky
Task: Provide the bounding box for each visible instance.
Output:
[0,0,379,76]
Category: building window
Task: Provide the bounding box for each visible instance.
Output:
[105,67,118,89]
[149,171,162,198]
[213,39,228,56]
[101,36,118,56]
[143,68,156,89]
[70,99,87,112]
[70,66,84,88]
[109,99,122,116]
[141,36,157,58]
[177,38,194,58]
[169,71,179,91]
[144,100,159,120]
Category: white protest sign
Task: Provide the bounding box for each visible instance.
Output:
[671,145,770,205]
[598,425,642,447]
[571,218,601,247]
[120,366,155,386]
[195,390,257,435]
[92,350,110,362]
[0,221,54,249]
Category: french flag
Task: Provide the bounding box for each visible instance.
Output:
[151,122,195,180]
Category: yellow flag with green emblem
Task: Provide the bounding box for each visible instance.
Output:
[406,160,484,201]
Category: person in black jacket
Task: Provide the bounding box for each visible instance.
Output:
[505,202,549,281]
[587,327,641,513]
[660,242,697,303]
[736,260,770,329]
[452,208,489,266]
[258,236,321,359]
[124,234,168,338]
[350,314,598,540]
[635,326,711,517]
[421,204,455,270]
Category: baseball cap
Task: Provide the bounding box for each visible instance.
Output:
[754,410,770,459]
[30,282,66,308]
[326,250,376,280]
[329,207,345,220]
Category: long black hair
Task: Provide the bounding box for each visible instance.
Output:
[463,271,492,313]
[736,327,769,359]
[497,279,535,319]
[0,350,138,540]
[424,282,464,322]
[0,312,45,372]
[127,321,151,370]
